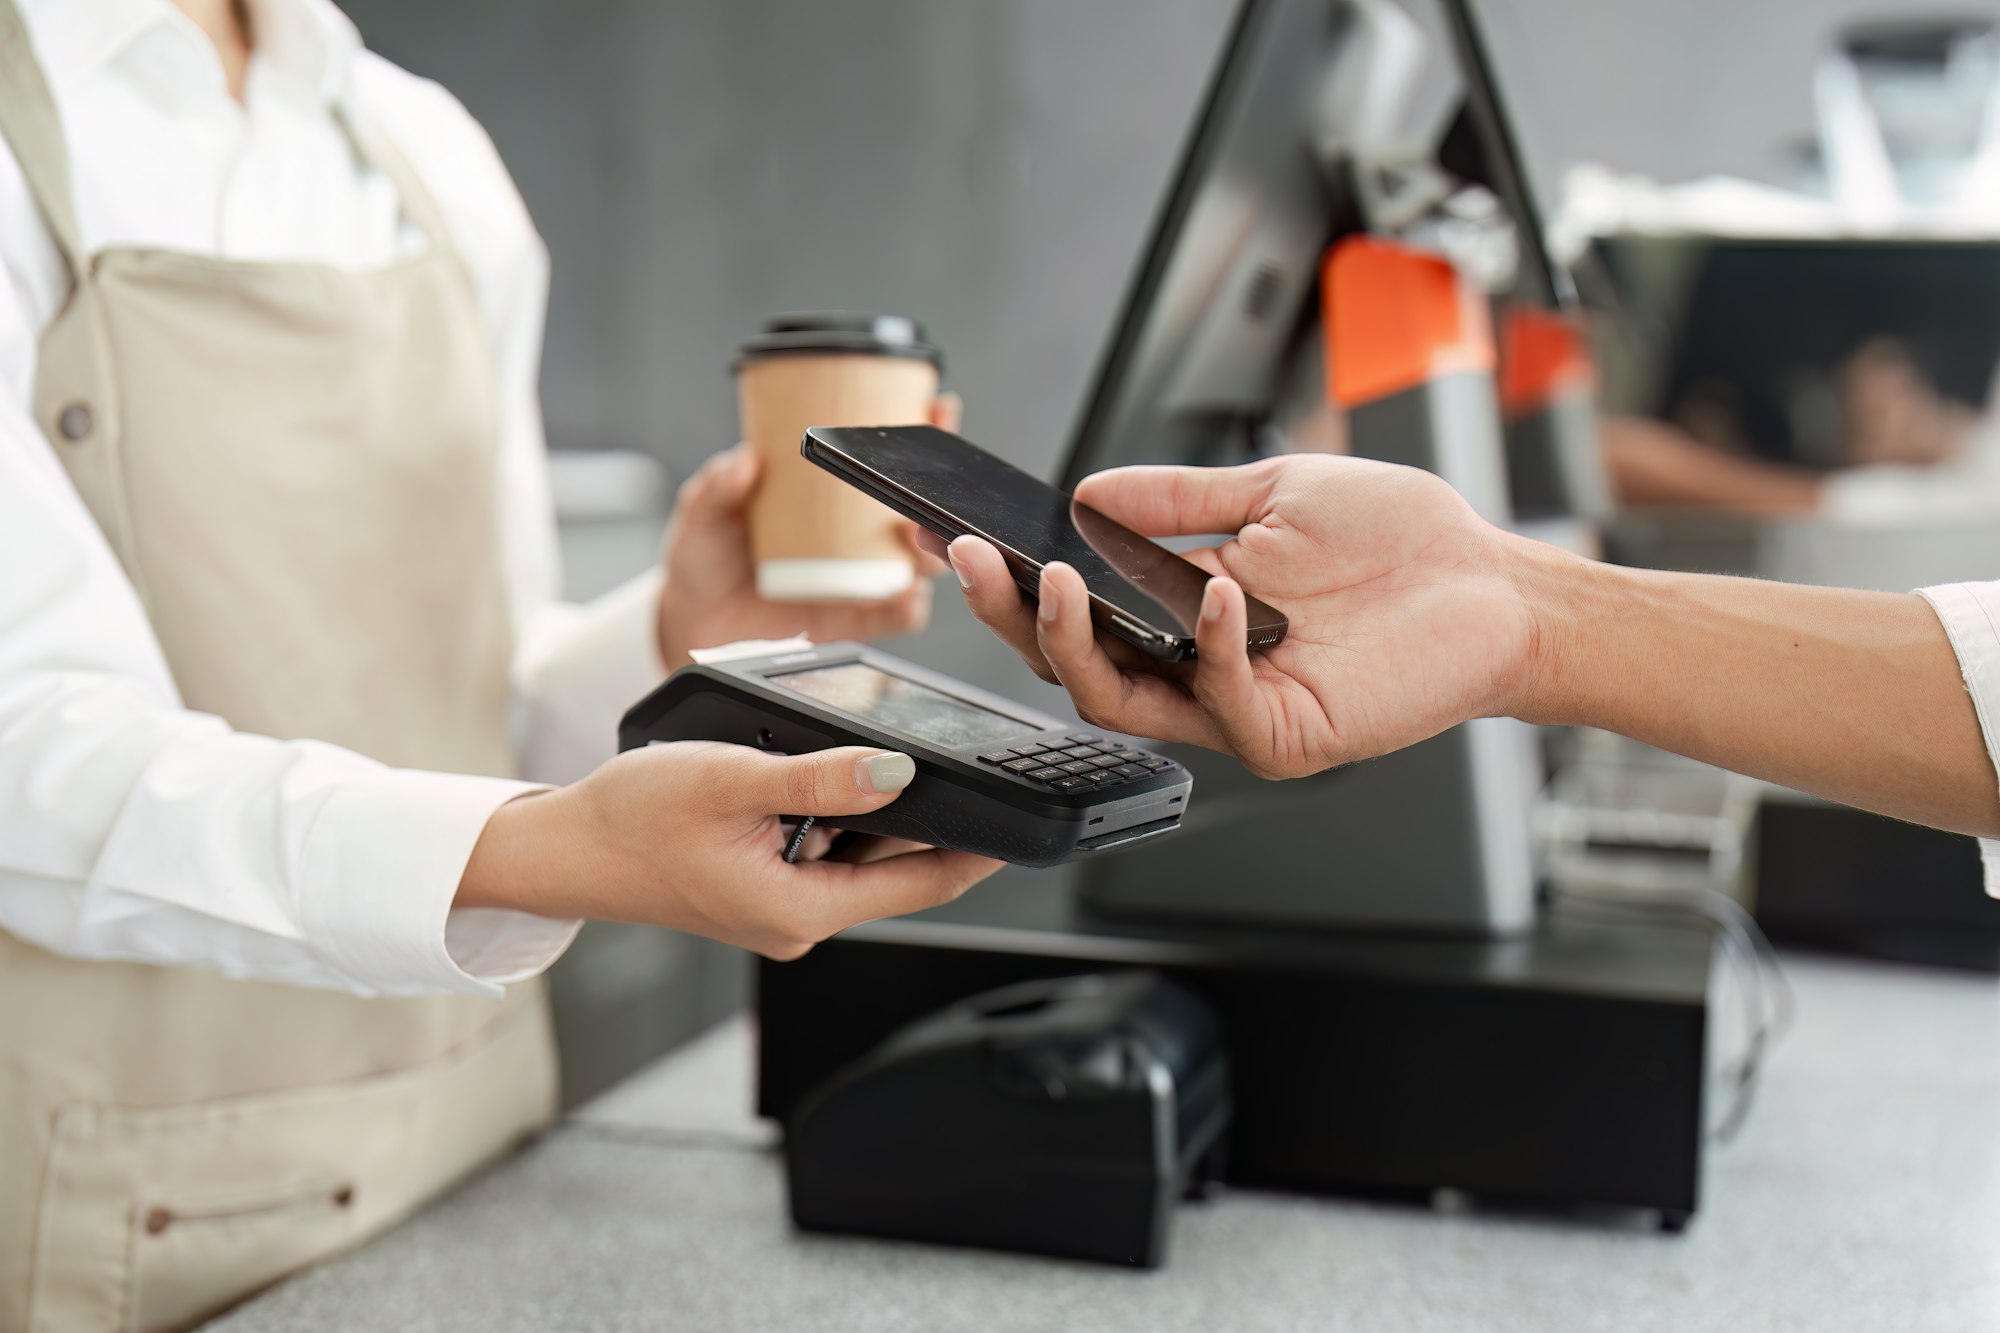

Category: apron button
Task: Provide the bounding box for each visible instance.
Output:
[333,1185,356,1209]
[57,402,92,442]
[144,1207,172,1236]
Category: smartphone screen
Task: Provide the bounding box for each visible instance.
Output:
[805,425,1288,656]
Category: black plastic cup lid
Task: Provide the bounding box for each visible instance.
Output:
[734,311,943,372]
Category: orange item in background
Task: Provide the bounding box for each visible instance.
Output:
[1323,236,1494,408]
[1497,305,1594,421]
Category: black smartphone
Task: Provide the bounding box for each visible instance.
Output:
[803,424,1288,661]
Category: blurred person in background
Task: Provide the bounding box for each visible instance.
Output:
[1262,323,2000,524]
[0,0,994,1325]
[1600,334,1995,520]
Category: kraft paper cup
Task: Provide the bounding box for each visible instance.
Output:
[736,313,943,602]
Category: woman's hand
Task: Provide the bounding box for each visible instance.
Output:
[459,741,999,958]
[945,454,1548,779]
[656,395,963,669]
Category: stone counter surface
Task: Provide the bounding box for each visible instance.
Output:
[210,956,2000,1332]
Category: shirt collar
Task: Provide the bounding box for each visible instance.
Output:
[246,0,362,112]
[15,0,165,89]
[16,0,362,112]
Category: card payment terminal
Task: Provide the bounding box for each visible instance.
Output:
[618,642,1191,867]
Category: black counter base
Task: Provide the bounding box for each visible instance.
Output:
[1756,799,2000,973]
[758,876,1718,1230]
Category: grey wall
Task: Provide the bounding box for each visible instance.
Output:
[342,0,1231,481]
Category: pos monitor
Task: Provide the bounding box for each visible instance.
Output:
[1059,0,1570,489]
[1057,0,1559,936]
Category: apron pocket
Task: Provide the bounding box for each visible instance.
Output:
[26,994,554,1333]
[128,1173,357,1333]
[31,1096,375,1333]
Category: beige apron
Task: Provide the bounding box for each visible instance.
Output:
[0,8,558,1329]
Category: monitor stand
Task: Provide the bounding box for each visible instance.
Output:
[1076,719,1539,936]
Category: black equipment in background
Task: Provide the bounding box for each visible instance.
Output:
[762,879,1716,1233]
[1594,236,2000,468]
[786,972,1231,1267]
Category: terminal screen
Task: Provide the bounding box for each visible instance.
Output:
[775,663,1031,750]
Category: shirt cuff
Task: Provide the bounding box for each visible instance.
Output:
[513,568,668,786]
[1981,839,2000,895]
[1918,582,2000,899]
[299,767,580,996]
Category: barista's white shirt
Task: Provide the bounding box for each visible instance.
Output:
[0,0,666,996]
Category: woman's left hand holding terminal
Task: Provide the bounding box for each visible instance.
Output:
[459,740,1000,958]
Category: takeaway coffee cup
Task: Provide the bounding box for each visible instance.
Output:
[736,312,944,602]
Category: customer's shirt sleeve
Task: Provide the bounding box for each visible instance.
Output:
[1917,582,2000,892]
[0,381,576,997]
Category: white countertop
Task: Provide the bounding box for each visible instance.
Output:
[211,955,2000,1333]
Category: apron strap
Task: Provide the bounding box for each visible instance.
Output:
[0,0,90,280]
[340,111,466,279]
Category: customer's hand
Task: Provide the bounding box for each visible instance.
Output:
[946,454,1545,779]
[459,740,999,958]
[656,395,963,669]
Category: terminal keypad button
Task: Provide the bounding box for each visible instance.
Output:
[1013,734,1179,788]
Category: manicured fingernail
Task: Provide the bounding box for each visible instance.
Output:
[1039,576,1060,624]
[856,751,916,793]
[1202,581,1225,623]
[947,539,976,590]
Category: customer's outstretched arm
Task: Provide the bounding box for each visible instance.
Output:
[944,455,2000,839]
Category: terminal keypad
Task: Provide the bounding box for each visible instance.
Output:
[979,734,1176,793]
